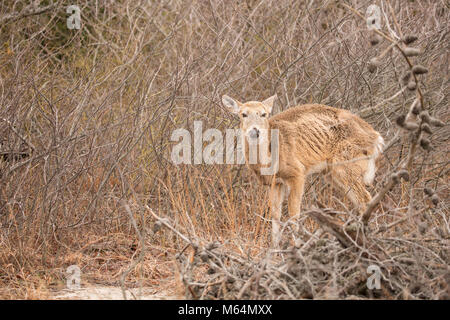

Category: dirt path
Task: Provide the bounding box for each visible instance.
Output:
[52,286,179,300]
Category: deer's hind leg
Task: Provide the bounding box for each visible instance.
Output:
[330,161,371,214]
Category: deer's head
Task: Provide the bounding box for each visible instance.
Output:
[222,94,277,143]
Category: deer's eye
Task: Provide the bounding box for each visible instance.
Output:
[242,113,248,118]
[261,112,267,117]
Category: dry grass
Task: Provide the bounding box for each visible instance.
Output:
[0,0,448,299]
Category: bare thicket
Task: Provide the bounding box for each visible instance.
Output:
[0,0,448,299]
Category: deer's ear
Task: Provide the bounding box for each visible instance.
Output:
[262,94,277,113]
[222,95,241,114]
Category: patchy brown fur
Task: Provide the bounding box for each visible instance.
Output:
[222,95,384,246]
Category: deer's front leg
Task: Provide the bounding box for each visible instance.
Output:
[286,174,305,233]
[269,183,285,247]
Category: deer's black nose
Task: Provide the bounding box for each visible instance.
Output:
[249,128,260,139]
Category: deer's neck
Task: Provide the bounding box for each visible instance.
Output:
[243,127,276,175]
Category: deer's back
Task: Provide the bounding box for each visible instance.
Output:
[270,104,380,169]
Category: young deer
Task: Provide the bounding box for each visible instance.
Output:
[222,94,384,246]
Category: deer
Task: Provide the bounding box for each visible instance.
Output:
[222,94,384,246]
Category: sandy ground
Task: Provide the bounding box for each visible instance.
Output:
[52,286,179,300]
